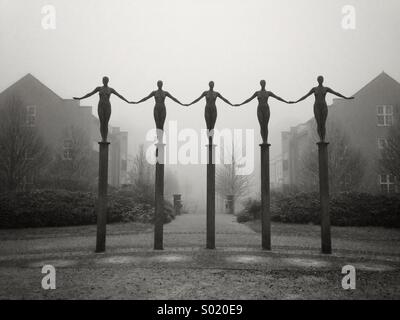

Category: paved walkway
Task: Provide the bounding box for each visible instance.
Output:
[0,213,400,299]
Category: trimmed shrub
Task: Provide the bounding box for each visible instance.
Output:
[0,189,179,229]
[238,192,400,228]
[236,210,252,223]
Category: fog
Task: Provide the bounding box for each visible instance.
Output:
[1,0,400,211]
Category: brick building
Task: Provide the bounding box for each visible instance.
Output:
[271,72,400,193]
[0,73,128,187]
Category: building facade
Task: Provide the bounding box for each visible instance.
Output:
[0,73,128,187]
[272,72,400,193]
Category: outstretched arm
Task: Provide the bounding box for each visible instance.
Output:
[166,92,185,106]
[133,91,155,104]
[235,92,257,106]
[217,92,233,106]
[327,88,354,100]
[111,88,131,104]
[187,92,206,106]
[292,88,314,103]
[269,91,290,104]
[73,87,100,100]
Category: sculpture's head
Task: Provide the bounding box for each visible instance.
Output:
[103,76,109,86]
[317,75,324,85]
[209,81,214,90]
[157,80,163,89]
[260,80,266,89]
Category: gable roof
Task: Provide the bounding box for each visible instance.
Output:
[352,71,400,97]
[0,73,65,101]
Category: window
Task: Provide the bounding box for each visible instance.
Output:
[378,138,388,150]
[377,105,393,126]
[25,105,36,127]
[379,174,395,193]
[63,140,73,160]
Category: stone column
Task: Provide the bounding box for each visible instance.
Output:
[206,139,216,249]
[260,143,271,251]
[154,143,165,250]
[317,142,332,254]
[96,141,110,253]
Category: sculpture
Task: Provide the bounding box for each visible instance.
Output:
[290,76,354,142]
[187,81,233,143]
[131,80,186,144]
[73,76,131,142]
[234,80,290,144]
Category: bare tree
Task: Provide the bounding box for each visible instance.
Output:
[381,113,400,188]
[128,144,154,201]
[216,142,252,212]
[0,96,49,192]
[297,120,365,193]
[46,125,97,189]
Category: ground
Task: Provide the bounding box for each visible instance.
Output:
[0,212,399,299]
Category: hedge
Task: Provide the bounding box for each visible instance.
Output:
[237,192,400,228]
[0,189,177,229]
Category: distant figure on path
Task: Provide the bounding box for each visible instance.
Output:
[73,76,131,142]
[290,76,354,142]
[234,80,290,144]
[131,80,186,144]
[187,81,233,143]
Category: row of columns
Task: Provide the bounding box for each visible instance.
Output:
[95,140,332,255]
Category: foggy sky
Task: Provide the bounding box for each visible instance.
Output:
[1,0,400,208]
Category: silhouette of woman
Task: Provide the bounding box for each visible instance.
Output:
[131,80,186,144]
[187,81,233,143]
[234,80,290,144]
[291,76,354,142]
[73,76,131,142]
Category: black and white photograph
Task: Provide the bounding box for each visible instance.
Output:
[0,0,399,308]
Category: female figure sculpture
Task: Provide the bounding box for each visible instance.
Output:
[187,81,233,142]
[131,80,186,143]
[234,80,290,144]
[291,76,354,142]
[73,76,131,142]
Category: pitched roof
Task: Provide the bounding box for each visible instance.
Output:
[352,71,400,97]
[0,73,65,100]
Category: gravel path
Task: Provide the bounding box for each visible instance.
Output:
[0,213,399,299]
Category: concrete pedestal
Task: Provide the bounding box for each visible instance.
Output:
[154,143,166,250]
[317,142,332,254]
[96,141,110,253]
[260,143,271,251]
[206,140,216,249]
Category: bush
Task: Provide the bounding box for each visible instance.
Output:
[0,189,180,229]
[236,210,252,223]
[237,192,400,228]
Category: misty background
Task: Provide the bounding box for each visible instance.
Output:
[1,0,400,211]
